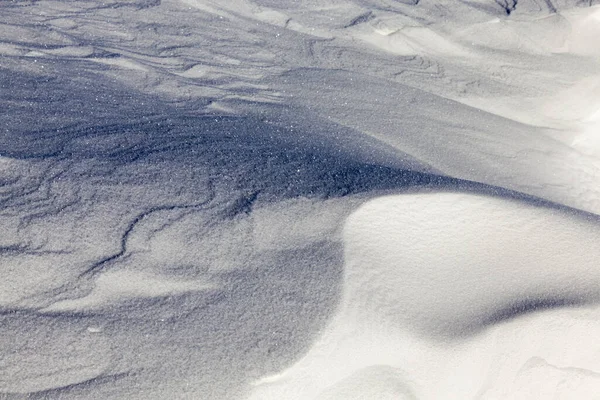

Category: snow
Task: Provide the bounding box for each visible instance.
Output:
[1,0,600,398]
[249,192,600,399]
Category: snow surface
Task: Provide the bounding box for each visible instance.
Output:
[250,192,600,399]
[1,0,600,399]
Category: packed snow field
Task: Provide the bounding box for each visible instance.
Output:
[1,0,600,399]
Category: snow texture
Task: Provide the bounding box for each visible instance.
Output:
[1,0,600,399]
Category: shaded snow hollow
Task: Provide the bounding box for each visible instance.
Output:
[1,0,600,399]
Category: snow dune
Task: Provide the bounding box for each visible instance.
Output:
[1,0,600,398]
[250,192,600,399]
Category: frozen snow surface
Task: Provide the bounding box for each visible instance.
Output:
[1,0,600,399]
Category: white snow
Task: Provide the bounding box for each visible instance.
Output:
[2,1,600,399]
[249,192,600,399]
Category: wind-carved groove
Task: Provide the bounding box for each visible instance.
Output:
[544,0,557,13]
[496,0,518,14]
[344,11,374,29]
[223,190,260,219]
[0,243,74,256]
[79,179,216,277]
[23,371,136,400]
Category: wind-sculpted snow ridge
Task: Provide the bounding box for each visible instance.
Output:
[3,0,600,212]
[2,0,600,399]
[249,192,600,400]
[0,56,462,398]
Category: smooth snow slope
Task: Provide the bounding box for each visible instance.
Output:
[249,192,600,399]
[1,0,600,399]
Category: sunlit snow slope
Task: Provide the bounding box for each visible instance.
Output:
[1,0,600,399]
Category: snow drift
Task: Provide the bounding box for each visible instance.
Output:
[1,0,600,399]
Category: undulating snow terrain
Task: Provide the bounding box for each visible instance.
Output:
[1,0,600,399]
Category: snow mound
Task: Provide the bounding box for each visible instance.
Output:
[248,191,600,399]
[342,191,600,336]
